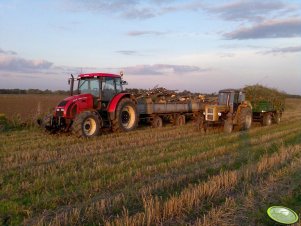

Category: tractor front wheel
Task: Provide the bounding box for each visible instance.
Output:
[72,111,101,138]
[224,118,233,133]
[238,107,252,131]
[112,98,138,132]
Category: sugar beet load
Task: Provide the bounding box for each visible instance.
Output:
[244,85,285,126]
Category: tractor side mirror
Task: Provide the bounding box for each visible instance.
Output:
[122,80,128,85]
[68,79,71,85]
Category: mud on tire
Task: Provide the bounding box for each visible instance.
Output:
[72,111,101,138]
[112,98,138,132]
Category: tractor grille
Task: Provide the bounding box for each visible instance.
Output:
[207,115,213,121]
[56,108,64,117]
[206,107,215,121]
[207,108,214,114]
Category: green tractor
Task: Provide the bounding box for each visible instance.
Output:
[203,89,252,133]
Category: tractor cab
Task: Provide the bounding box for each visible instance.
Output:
[218,89,246,112]
[71,73,125,109]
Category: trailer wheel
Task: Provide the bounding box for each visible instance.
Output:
[175,115,185,126]
[224,119,233,133]
[262,113,272,126]
[112,98,138,132]
[152,116,163,128]
[195,114,204,130]
[273,113,281,124]
[72,111,101,138]
[238,107,252,131]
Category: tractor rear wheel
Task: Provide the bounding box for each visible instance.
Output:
[72,111,101,138]
[152,116,163,128]
[224,118,233,133]
[262,113,272,126]
[112,98,138,132]
[238,107,252,131]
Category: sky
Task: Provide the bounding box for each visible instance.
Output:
[0,0,300,94]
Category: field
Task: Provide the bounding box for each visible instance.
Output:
[0,96,301,225]
[0,94,66,123]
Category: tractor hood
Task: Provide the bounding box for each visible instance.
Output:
[55,94,94,119]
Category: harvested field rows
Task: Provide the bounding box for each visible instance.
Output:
[0,98,301,225]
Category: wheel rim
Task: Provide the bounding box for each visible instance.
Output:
[83,117,97,136]
[121,106,135,129]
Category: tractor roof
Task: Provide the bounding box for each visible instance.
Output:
[78,73,121,78]
[219,89,244,93]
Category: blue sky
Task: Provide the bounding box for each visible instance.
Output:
[0,0,300,94]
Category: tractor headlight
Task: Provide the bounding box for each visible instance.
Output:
[218,112,222,116]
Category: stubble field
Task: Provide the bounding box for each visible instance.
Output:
[0,96,301,225]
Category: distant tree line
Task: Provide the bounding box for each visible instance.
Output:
[0,89,69,95]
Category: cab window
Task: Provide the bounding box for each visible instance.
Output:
[115,78,122,93]
[78,78,100,97]
[102,77,116,101]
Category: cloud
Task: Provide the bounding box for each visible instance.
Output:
[62,0,204,20]
[127,30,167,36]
[0,48,17,55]
[0,55,53,73]
[207,0,291,22]
[116,50,138,55]
[62,0,157,19]
[261,46,301,54]
[224,18,301,39]
[122,64,209,75]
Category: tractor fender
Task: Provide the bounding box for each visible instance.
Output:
[108,93,137,120]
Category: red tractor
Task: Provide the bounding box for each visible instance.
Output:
[40,72,138,137]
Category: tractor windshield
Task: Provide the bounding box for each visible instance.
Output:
[78,78,100,97]
[218,92,229,105]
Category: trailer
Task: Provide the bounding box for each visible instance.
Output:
[137,97,205,127]
[244,85,285,126]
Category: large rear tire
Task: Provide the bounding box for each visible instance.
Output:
[72,111,101,138]
[262,113,272,126]
[238,107,252,131]
[112,98,138,132]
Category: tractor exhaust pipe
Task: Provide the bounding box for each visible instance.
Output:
[69,74,74,96]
